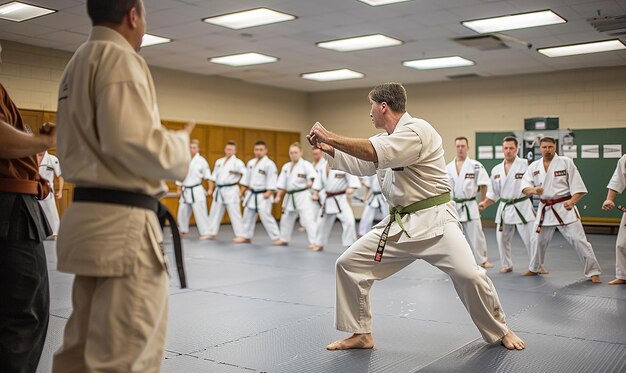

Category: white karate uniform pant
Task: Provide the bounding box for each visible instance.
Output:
[279,208,317,245]
[177,201,210,236]
[241,204,280,241]
[315,208,357,247]
[335,219,509,343]
[496,222,533,269]
[207,201,244,237]
[461,220,489,265]
[529,220,601,277]
[358,203,389,236]
[616,213,626,280]
[39,197,60,236]
[311,200,322,225]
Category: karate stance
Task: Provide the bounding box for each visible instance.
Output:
[236,141,280,243]
[308,82,524,351]
[37,151,64,239]
[447,137,493,268]
[310,163,361,251]
[521,137,601,282]
[176,139,212,240]
[206,140,246,239]
[358,174,389,237]
[602,153,626,285]
[274,143,318,247]
[479,137,535,273]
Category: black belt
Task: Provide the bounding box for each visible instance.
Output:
[73,187,187,288]
[215,183,238,203]
[181,183,201,204]
[244,189,268,212]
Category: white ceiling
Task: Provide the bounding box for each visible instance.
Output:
[1,0,626,92]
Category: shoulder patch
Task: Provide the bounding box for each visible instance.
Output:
[533,170,540,176]
[554,170,567,177]
[465,173,475,179]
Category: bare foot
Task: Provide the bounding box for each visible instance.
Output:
[326,333,374,350]
[310,245,324,252]
[297,227,305,232]
[538,266,549,274]
[522,270,538,276]
[608,278,626,285]
[501,330,525,350]
[199,235,215,241]
[481,261,494,269]
[591,275,601,283]
[500,267,513,273]
[233,237,251,243]
[180,232,188,237]
[273,240,288,246]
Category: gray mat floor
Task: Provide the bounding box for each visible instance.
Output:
[37,223,625,373]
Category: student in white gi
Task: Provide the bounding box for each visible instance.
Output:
[37,151,64,239]
[479,136,535,273]
[602,153,626,285]
[308,82,525,351]
[235,141,280,243]
[274,143,318,247]
[310,163,361,251]
[176,139,211,240]
[521,137,601,282]
[446,137,493,268]
[358,174,389,237]
[206,140,246,240]
[310,147,327,222]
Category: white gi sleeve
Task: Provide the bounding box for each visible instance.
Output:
[209,159,219,182]
[521,165,536,190]
[237,159,247,182]
[52,155,62,177]
[567,159,588,195]
[312,171,323,191]
[607,155,626,194]
[369,127,423,170]
[326,150,376,176]
[266,162,278,190]
[486,177,497,201]
[347,174,361,189]
[239,160,252,188]
[305,161,317,180]
[202,158,212,180]
[276,165,288,190]
[96,81,190,181]
[477,163,490,186]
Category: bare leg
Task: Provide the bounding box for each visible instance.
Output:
[326,333,374,350]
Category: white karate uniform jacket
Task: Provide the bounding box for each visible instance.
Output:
[176,153,210,204]
[446,158,490,223]
[277,159,316,212]
[521,155,586,226]
[241,155,278,210]
[210,156,246,205]
[38,152,62,200]
[362,174,386,209]
[326,112,455,244]
[312,168,361,215]
[487,157,535,225]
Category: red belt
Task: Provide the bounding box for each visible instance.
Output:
[537,195,571,233]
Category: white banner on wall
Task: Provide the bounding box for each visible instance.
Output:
[581,145,600,159]
[478,145,493,160]
[562,145,577,159]
[603,144,622,159]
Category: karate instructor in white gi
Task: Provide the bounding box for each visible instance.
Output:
[602,153,626,285]
[308,82,525,351]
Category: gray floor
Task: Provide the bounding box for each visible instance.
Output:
[37,223,625,373]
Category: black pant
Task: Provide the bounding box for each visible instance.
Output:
[0,238,50,373]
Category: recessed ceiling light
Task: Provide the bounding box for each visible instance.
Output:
[538,39,626,57]
[317,34,403,52]
[358,0,413,6]
[0,1,56,22]
[403,56,475,70]
[203,8,296,30]
[209,53,278,67]
[462,9,566,34]
[141,34,172,47]
[301,69,365,82]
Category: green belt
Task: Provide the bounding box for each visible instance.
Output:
[375,192,451,262]
[453,196,476,221]
[499,196,530,230]
[286,187,308,210]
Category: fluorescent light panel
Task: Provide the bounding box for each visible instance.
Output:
[358,0,413,6]
[538,39,626,57]
[317,34,403,52]
[209,53,278,67]
[141,34,171,47]
[0,1,55,22]
[301,69,364,82]
[462,10,566,33]
[203,8,295,29]
[403,56,475,70]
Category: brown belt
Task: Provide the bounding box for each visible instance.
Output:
[537,195,571,233]
[0,177,50,200]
